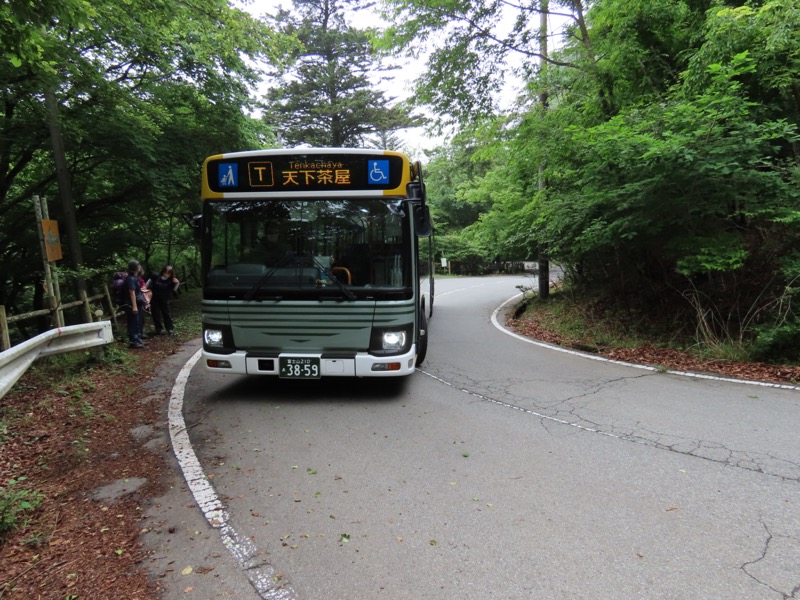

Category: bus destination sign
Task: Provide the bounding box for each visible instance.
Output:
[208,153,405,194]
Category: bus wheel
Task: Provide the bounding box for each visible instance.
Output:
[416,310,428,367]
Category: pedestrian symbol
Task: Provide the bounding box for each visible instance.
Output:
[367,160,389,185]
[219,163,238,187]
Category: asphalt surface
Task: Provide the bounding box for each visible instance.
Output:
[143,276,800,599]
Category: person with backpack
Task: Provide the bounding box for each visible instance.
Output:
[147,265,180,335]
[119,259,146,348]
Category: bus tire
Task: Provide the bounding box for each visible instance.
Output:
[416,310,428,367]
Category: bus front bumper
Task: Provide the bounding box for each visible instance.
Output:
[203,346,418,378]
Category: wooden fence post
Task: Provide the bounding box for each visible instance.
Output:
[79,288,93,323]
[0,306,10,351]
[103,285,119,327]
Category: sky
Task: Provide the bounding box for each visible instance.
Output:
[238,0,438,156]
[236,0,568,157]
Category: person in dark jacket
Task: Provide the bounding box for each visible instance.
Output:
[122,259,146,348]
[148,265,180,335]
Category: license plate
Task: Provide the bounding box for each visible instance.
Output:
[279,356,321,379]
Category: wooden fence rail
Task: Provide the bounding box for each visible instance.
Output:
[0,285,122,351]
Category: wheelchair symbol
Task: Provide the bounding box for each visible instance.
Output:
[368,160,390,184]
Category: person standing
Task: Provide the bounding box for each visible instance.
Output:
[122,259,145,348]
[148,265,179,335]
[136,264,152,338]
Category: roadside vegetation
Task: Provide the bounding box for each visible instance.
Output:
[511,279,800,384]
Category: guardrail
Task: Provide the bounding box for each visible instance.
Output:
[0,287,121,351]
[0,321,114,400]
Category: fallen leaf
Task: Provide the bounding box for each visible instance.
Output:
[181,566,193,575]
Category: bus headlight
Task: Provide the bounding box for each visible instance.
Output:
[369,324,413,355]
[204,328,224,347]
[382,330,407,351]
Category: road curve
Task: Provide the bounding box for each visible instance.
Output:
[151,275,800,600]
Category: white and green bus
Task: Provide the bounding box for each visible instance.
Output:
[198,148,433,378]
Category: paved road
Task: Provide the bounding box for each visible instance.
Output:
[145,275,800,599]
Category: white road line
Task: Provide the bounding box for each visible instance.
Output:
[417,367,625,439]
[168,349,298,599]
[434,282,493,297]
[490,293,800,391]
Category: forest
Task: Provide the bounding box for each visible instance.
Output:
[2,0,799,361]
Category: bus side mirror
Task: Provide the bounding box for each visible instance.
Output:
[414,204,432,238]
[183,213,202,241]
[406,181,425,202]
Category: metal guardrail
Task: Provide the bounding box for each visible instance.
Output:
[0,321,114,400]
[1,288,120,351]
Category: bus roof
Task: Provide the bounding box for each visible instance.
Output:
[201,148,413,200]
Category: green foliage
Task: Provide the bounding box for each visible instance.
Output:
[399,0,800,361]
[0,0,295,316]
[0,477,44,537]
[379,0,565,127]
[751,319,800,363]
[424,129,497,231]
[512,47,799,295]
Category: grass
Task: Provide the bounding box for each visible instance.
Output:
[519,292,655,353]
[0,477,43,538]
[516,285,800,371]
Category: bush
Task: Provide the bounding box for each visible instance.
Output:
[751,319,800,363]
[0,476,43,537]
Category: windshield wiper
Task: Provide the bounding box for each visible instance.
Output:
[244,251,297,300]
[312,256,356,301]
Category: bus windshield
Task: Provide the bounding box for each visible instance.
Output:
[204,197,411,300]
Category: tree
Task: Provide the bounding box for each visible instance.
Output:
[399,0,800,356]
[0,0,295,315]
[378,0,619,127]
[263,0,422,147]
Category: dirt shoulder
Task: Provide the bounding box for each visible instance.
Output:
[0,302,201,599]
[509,307,800,388]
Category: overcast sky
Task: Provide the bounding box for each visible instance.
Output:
[235,0,448,155]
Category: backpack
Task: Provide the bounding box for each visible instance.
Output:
[112,272,129,305]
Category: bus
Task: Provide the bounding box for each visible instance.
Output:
[198,148,434,378]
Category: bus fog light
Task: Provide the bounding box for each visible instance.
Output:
[382,331,406,350]
[204,329,224,347]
